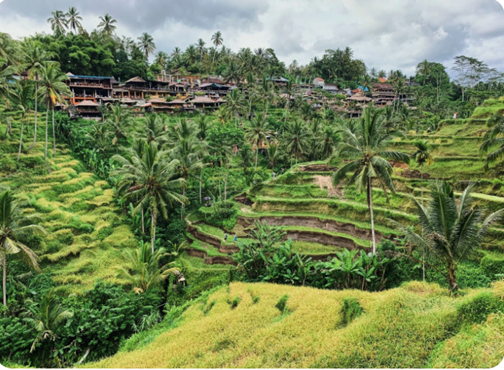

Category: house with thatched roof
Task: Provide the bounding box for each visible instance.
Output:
[76,99,100,117]
[190,96,218,109]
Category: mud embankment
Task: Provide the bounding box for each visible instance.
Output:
[237,215,385,242]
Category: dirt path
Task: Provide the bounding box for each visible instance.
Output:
[313,175,342,197]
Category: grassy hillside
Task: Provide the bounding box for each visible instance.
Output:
[86,281,504,369]
[0,113,137,293]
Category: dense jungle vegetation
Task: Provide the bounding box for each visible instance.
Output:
[0,7,504,369]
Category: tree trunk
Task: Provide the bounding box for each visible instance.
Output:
[17,116,25,161]
[150,208,156,254]
[29,83,38,150]
[421,168,425,282]
[224,169,228,202]
[44,108,49,160]
[141,205,145,234]
[52,107,56,157]
[199,168,203,204]
[367,178,377,255]
[6,117,12,137]
[255,147,259,170]
[181,186,185,221]
[447,262,457,291]
[2,256,6,307]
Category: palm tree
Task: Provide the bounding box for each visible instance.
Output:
[283,119,310,165]
[417,59,431,86]
[66,7,83,33]
[154,51,169,69]
[116,242,178,293]
[97,14,117,37]
[22,40,55,151]
[47,11,68,34]
[283,77,294,128]
[267,143,279,169]
[140,114,167,144]
[137,33,156,59]
[398,182,503,291]
[222,88,245,127]
[0,32,20,66]
[245,117,269,169]
[223,61,241,85]
[105,105,132,153]
[331,108,410,254]
[257,76,274,120]
[0,190,45,306]
[211,31,223,64]
[38,63,70,160]
[30,289,73,353]
[410,140,432,281]
[211,31,223,48]
[112,142,187,253]
[10,81,34,160]
[170,134,207,219]
[197,38,206,60]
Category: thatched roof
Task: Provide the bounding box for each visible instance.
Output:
[149,98,167,103]
[168,99,188,104]
[190,97,216,104]
[347,95,371,102]
[125,76,146,84]
[77,100,99,107]
[373,83,393,90]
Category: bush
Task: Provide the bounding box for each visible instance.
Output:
[456,291,504,324]
[341,297,364,326]
[480,254,504,279]
[0,157,16,172]
[275,295,289,313]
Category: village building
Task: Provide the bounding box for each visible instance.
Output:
[323,83,339,93]
[313,77,325,87]
[65,73,113,105]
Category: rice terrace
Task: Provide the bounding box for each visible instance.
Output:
[1,0,504,368]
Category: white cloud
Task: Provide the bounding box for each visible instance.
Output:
[1,0,504,76]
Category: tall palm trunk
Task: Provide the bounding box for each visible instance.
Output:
[447,261,457,291]
[6,117,12,137]
[255,147,259,169]
[224,169,228,202]
[17,115,25,161]
[2,256,6,306]
[150,207,157,254]
[199,168,203,203]
[421,167,425,281]
[29,82,38,150]
[367,178,377,255]
[44,108,49,160]
[141,205,145,234]
[181,186,186,221]
[52,107,56,157]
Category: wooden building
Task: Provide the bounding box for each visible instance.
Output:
[66,73,113,105]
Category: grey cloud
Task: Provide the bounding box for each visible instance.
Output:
[0,0,269,33]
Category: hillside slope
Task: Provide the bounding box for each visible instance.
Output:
[87,281,504,369]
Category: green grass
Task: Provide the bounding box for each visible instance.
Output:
[84,281,504,369]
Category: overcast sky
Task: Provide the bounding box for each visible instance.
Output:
[1,0,504,76]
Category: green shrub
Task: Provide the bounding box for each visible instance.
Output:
[341,297,364,326]
[97,226,114,241]
[0,157,16,172]
[57,231,74,246]
[275,295,289,313]
[45,240,62,254]
[18,155,45,168]
[228,296,241,309]
[480,254,504,279]
[456,291,504,324]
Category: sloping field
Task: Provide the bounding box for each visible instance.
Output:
[86,281,504,369]
[0,116,137,293]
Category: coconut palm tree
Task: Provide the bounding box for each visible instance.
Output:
[23,40,55,151]
[116,241,178,293]
[170,134,207,219]
[66,7,83,33]
[257,76,274,120]
[0,32,20,66]
[222,88,245,127]
[112,142,187,253]
[0,190,45,306]
[331,108,410,254]
[397,182,503,291]
[38,62,70,160]
[283,119,310,165]
[211,31,223,48]
[140,114,167,144]
[10,81,34,160]
[154,51,169,69]
[245,117,269,169]
[197,38,206,60]
[105,105,132,153]
[137,33,156,59]
[410,139,432,281]
[30,289,73,353]
[47,10,68,35]
[223,61,241,85]
[32,292,72,334]
[97,14,117,37]
[480,114,504,170]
